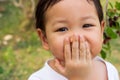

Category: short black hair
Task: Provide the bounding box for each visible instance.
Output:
[35,0,103,32]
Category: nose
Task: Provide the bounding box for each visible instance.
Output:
[69,29,84,37]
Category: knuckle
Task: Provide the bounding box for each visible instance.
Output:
[66,61,72,66]
[72,46,76,51]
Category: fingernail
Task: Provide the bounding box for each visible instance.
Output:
[74,34,78,41]
[80,35,84,42]
[85,41,89,48]
[64,37,69,45]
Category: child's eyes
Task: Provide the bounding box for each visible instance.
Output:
[83,24,94,28]
[55,24,94,32]
[56,27,68,32]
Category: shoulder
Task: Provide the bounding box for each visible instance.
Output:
[28,67,45,80]
[95,56,119,80]
[28,59,67,80]
[105,61,119,74]
[95,56,118,73]
[105,61,118,73]
[28,74,41,80]
[28,62,48,80]
[104,60,119,80]
[105,61,120,80]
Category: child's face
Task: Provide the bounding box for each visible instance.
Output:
[39,0,104,61]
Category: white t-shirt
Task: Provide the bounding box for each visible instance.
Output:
[28,57,119,80]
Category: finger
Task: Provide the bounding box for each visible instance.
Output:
[64,37,71,62]
[79,36,86,61]
[85,42,92,62]
[71,34,79,61]
[54,59,65,75]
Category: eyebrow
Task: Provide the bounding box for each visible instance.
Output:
[80,15,96,20]
[52,15,96,26]
[52,18,68,26]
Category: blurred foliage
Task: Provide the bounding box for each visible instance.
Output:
[101,1,120,59]
[0,0,120,80]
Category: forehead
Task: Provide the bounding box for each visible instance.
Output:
[45,0,97,21]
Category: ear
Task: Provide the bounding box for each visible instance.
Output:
[100,21,105,42]
[100,20,105,34]
[37,29,49,50]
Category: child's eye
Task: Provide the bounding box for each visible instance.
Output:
[83,24,94,28]
[56,27,68,32]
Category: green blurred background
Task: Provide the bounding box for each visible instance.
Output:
[0,0,120,80]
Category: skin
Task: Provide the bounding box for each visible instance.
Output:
[37,0,107,80]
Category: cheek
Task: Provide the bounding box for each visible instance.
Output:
[48,37,65,60]
[89,33,103,58]
[91,40,103,58]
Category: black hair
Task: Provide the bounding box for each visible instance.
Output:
[35,0,103,32]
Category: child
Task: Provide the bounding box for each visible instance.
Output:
[28,0,119,80]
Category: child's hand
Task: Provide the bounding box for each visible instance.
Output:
[55,35,92,80]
